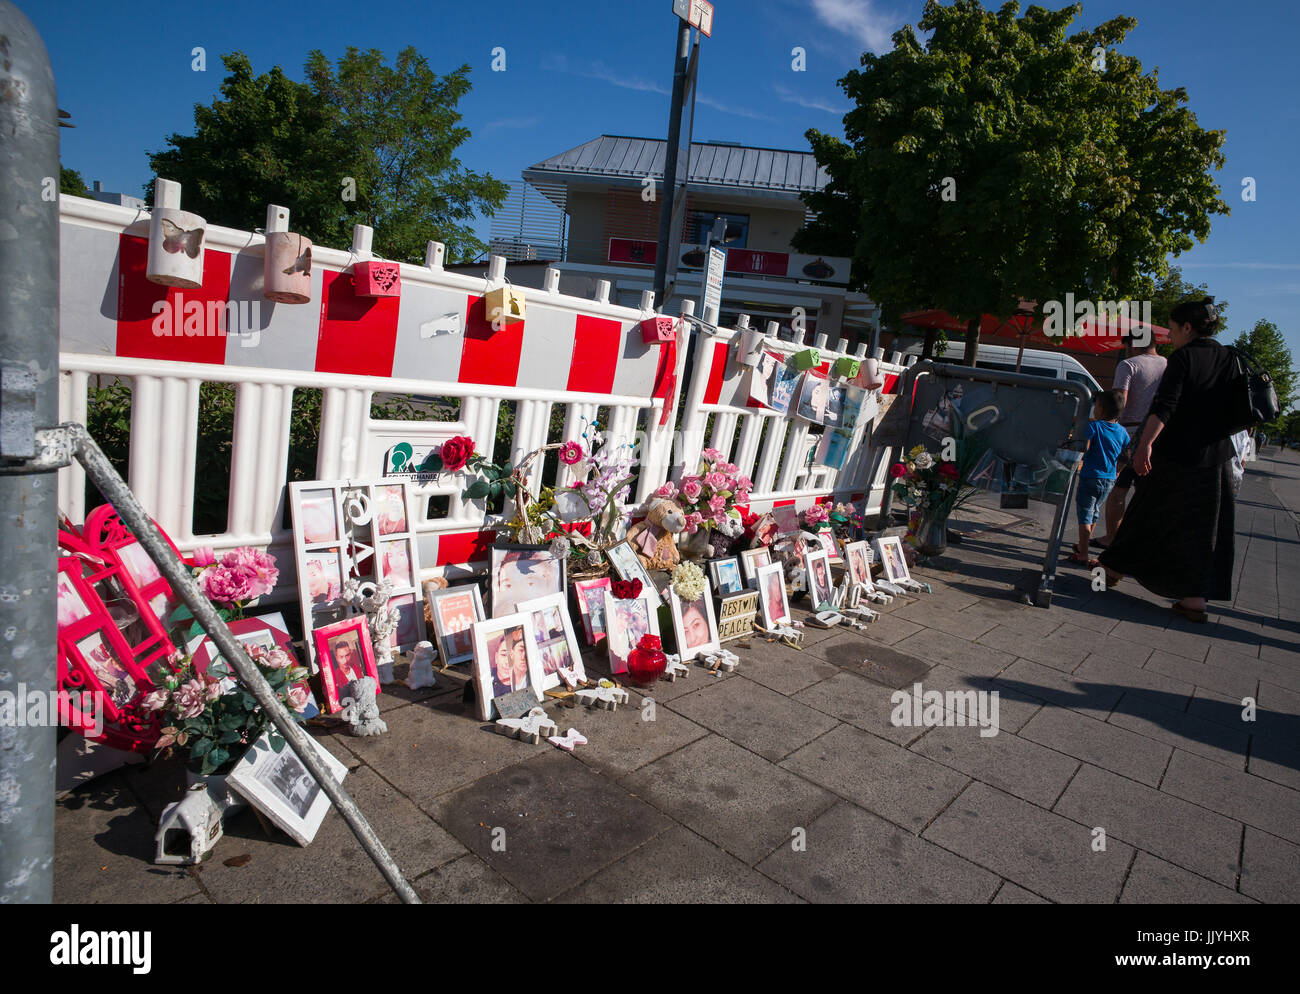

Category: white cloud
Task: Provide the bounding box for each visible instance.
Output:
[541,54,668,96]
[810,0,901,53]
[696,94,774,122]
[773,83,851,115]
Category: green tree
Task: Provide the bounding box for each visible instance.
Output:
[1136,265,1228,333]
[60,167,90,197]
[795,0,1229,365]
[1233,319,1295,426]
[305,47,507,263]
[147,50,505,263]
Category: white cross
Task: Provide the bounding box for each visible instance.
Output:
[698,648,739,673]
[576,684,630,711]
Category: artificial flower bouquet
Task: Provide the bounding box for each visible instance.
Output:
[652,449,752,539]
[170,546,280,638]
[889,437,987,529]
[144,644,312,776]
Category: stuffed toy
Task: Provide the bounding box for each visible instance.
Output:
[677,514,745,561]
[624,497,687,571]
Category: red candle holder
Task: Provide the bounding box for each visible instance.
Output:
[626,633,667,686]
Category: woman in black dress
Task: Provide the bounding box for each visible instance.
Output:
[1098,297,1236,623]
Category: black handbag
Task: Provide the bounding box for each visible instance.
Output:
[1222,346,1280,436]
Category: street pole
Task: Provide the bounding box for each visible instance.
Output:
[652,19,693,307]
[0,0,60,905]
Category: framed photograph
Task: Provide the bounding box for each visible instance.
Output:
[226,728,348,847]
[844,541,873,591]
[372,484,409,537]
[313,616,380,714]
[426,584,485,665]
[184,612,317,717]
[489,544,567,618]
[378,538,415,588]
[767,355,803,415]
[707,557,744,597]
[739,547,772,586]
[756,562,791,628]
[517,593,586,692]
[605,540,662,610]
[297,488,339,545]
[668,579,720,660]
[795,372,831,424]
[572,577,612,645]
[815,530,843,565]
[602,590,660,675]
[874,535,912,585]
[470,613,544,721]
[74,630,139,712]
[748,514,781,548]
[803,548,833,608]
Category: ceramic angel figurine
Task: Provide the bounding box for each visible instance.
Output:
[342,578,400,684]
[341,676,387,737]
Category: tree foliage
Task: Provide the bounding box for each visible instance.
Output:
[147,50,505,263]
[1233,319,1295,426]
[60,167,90,197]
[795,0,1230,363]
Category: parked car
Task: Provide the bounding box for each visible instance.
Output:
[900,341,1102,395]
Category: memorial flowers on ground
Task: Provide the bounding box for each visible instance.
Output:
[655,449,752,536]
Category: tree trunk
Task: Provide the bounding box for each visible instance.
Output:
[922,328,937,360]
[964,316,981,367]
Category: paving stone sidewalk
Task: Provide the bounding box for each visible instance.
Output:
[53,449,1300,904]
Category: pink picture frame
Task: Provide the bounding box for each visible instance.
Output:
[572,577,612,646]
[313,616,380,714]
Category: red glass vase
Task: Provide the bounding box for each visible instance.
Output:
[626,634,667,686]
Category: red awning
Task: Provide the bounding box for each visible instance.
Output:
[900,308,1169,356]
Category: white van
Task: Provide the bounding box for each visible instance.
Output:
[900,341,1102,394]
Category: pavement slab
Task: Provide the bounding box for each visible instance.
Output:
[1119,852,1254,904]
[1160,749,1300,844]
[1239,827,1300,904]
[1019,706,1173,787]
[893,627,1016,678]
[910,722,1079,808]
[666,675,840,763]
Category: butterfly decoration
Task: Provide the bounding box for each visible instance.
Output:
[281,243,312,276]
[159,218,204,259]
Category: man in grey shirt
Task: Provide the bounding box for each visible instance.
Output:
[1098,338,1167,546]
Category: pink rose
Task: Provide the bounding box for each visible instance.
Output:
[736,475,753,492]
[263,647,294,670]
[141,689,170,712]
[684,511,704,534]
[559,441,585,466]
[680,478,703,502]
[708,494,727,514]
[204,679,223,702]
[286,684,311,713]
[173,680,207,719]
[701,448,723,463]
[191,546,215,567]
[718,462,738,476]
[201,564,255,605]
[655,482,678,499]
[704,471,729,492]
[221,548,278,597]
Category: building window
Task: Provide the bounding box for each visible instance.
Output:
[685,211,749,249]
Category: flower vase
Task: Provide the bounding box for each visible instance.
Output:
[186,765,247,817]
[913,512,949,557]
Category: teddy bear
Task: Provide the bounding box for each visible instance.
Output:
[624,496,687,571]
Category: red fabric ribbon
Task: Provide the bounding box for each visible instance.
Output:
[651,335,678,427]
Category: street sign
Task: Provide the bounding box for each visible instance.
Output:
[702,245,725,325]
[673,0,714,37]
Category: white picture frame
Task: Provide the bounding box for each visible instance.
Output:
[602,590,660,675]
[668,579,721,660]
[815,529,843,565]
[756,562,791,628]
[226,729,348,847]
[874,536,911,585]
[739,546,773,586]
[605,540,663,610]
[803,548,833,608]
[288,479,427,670]
[489,544,567,619]
[470,612,544,721]
[517,592,586,693]
[425,583,485,666]
[707,556,744,597]
[843,541,875,593]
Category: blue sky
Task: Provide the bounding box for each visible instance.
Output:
[30,0,1300,356]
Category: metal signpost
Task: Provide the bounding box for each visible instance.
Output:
[702,245,726,326]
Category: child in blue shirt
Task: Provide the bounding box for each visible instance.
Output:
[1071,390,1129,567]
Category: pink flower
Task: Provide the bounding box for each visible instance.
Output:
[286,684,311,713]
[718,462,738,476]
[735,475,753,494]
[654,482,678,499]
[173,680,207,719]
[708,494,727,514]
[141,689,170,712]
[191,547,216,567]
[680,478,703,503]
[703,471,729,492]
[204,680,223,702]
[201,564,256,605]
[700,448,723,463]
[263,647,294,670]
[804,504,829,525]
[712,512,730,529]
[683,511,704,534]
[559,441,585,466]
[220,548,278,598]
